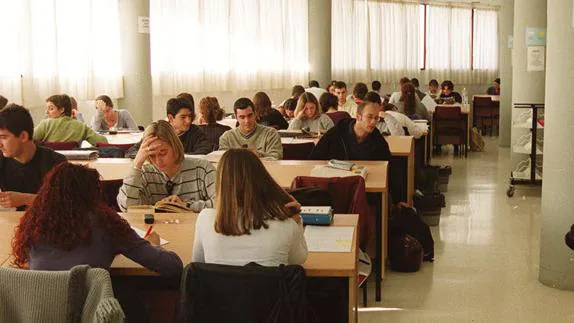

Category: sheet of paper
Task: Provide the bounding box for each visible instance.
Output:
[527,46,545,72]
[131,226,169,245]
[304,226,354,252]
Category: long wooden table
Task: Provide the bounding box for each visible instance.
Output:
[76,158,388,301]
[0,212,359,323]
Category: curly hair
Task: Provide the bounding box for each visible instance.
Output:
[12,163,134,268]
[199,96,221,125]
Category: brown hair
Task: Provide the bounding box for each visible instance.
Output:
[252,92,273,118]
[319,92,338,113]
[400,83,417,116]
[144,120,185,164]
[214,149,293,236]
[199,96,221,125]
[96,95,113,108]
[46,94,72,117]
[294,92,320,120]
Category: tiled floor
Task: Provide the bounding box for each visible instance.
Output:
[359,137,574,322]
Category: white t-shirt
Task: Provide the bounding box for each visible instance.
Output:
[192,208,308,266]
[339,100,358,118]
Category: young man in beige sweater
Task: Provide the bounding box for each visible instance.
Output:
[218,98,283,160]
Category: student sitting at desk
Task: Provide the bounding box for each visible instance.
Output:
[126,97,211,158]
[12,162,183,276]
[309,102,402,204]
[253,91,288,130]
[192,148,307,266]
[364,91,404,136]
[34,94,108,146]
[487,78,501,95]
[382,103,428,139]
[319,92,351,126]
[118,120,216,212]
[91,95,139,131]
[0,104,66,210]
[439,80,463,104]
[395,83,430,121]
[288,92,334,133]
[198,97,231,152]
[219,98,283,160]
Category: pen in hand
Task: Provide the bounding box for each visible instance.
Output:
[144,225,154,239]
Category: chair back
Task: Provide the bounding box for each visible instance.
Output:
[178,262,307,323]
[101,179,123,211]
[282,142,315,160]
[434,106,461,120]
[39,141,79,150]
[0,265,123,323]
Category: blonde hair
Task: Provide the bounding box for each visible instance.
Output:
[143,120,185,164]
[214,149,293,236]
[293,92,320,120]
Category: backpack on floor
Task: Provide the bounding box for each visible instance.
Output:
[389,234,423,272]
[389,207,434,262]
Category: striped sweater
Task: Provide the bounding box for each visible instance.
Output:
[117,157,216,212]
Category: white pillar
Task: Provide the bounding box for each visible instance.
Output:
[510,0,546,171]
[539,0,574,290]
[118,0,153,127]
[498,0,514,147]
[308,0,332,89]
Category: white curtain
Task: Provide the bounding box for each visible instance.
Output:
[332,0,421,84]
[473,9,499,73]
[332,0,499,85]
[0,0,123,105]
[149,0,309,95]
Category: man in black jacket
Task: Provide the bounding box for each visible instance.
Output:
[0,104,66,210]
[126,97,210,158]
[309,101,403,204]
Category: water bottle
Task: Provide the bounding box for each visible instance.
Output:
[462,88,468,105]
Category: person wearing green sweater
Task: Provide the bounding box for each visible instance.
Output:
[218,98,283,160]
[33,94,108,146]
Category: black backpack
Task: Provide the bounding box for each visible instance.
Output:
[389,207,434,262]
[389,234,423,272]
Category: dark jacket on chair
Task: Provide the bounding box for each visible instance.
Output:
[291,176,375,256]
[178,262,308,323]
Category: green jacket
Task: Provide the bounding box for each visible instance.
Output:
[33,116,108,146]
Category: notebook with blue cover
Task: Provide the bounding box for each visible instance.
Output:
[300,206,333,225]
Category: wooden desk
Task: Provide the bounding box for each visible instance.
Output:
[0,212,359,323]
[385,136,415,205]
[79,158,388,301]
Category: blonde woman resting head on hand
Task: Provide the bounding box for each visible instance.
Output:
[288,92,334,133]
[192,148,307,266]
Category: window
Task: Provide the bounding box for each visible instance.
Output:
[332,0,498,84]
[0,0,124,102]
[150,0,309,94]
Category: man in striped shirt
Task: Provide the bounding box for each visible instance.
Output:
[118,120,216,212]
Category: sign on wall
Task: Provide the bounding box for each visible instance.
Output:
[527,46,545,72]
[526,27,546,46]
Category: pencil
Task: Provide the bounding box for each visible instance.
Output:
[144,225,154,239]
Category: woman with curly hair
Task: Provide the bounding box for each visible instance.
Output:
[198,96,231,152]
[11,162,182,276]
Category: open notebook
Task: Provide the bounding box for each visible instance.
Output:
[55,150,99,160]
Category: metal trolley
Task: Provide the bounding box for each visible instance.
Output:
[507,103,544,197]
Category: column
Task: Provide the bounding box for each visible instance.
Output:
[308,0,332,89]
[539,0,574,290]
[509,0,546,174]
[118,0,153,127]
[498,0,514,147]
